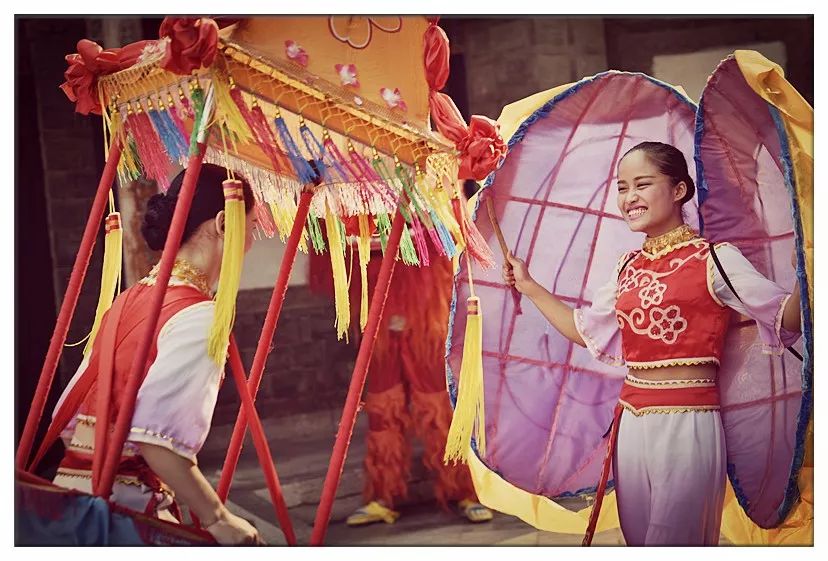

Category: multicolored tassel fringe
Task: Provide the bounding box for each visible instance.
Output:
[125,102,172,190]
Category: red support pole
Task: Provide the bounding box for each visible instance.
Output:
[227,337,297,545]
[96,146,207,498]
[217,189,314,501]
[16,139,123,470]
[309,209,406,545]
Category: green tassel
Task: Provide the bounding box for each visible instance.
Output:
[189,85,206,156]
[399,224,419,266]
[306,214,327,254]
[376,212,392,253]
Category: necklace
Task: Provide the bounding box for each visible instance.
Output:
[139,259,212,297]
[642,224,698,256]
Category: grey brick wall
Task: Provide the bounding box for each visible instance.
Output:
[213,286,355,424]
[25,18,106,386]
[445,17,607,119]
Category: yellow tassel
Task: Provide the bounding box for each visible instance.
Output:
[83,212,123,356]
[213,75,254,146]
[269,200,309,253]
[208,180,246,363]
[357,214,371,331]
[444,296,486,464]
[325,206,351,340]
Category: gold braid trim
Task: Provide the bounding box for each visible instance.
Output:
[626,356,719,369]
[619,401,721,416]
[623,376,717,389]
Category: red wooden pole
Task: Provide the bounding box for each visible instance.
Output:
[227,337,297,545]
[309,209,405,545]
[96,146,207,498]
[217,189,314,501]
[16,139,123,470]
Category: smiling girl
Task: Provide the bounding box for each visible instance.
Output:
[503,141,802,545]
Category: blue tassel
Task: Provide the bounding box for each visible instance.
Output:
[160,105,188,160]
[148,107,187,163]
[298,125,334,181]
[273,116,317,183]
[431,210,457,257]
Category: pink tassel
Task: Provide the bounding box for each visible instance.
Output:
[452,198,495,269]
[167,97,190,146]
[229,88,290,176]
[178,92,194,120]
[322,137,374,208]
[126,109,171,191]
[409,215,430,266]
[254,200,277,238]
[249,102,293,174]
[348,150,398,209]
[425,223,447,258]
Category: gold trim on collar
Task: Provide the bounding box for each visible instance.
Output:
[641,224,699,258]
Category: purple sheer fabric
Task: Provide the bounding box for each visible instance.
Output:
[698,56,805,527]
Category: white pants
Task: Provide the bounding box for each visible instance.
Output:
[613,409,727,546]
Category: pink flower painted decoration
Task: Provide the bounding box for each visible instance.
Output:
[285,40,309,67]
[335,63,360,88]
[380,87,407,112]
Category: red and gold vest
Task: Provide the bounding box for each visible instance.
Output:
[615,238,731,369]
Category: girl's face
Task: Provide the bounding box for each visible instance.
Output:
[616,150,685,235]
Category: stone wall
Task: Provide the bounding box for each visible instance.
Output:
[443,17,608,119]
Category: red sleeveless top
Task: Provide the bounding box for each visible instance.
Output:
[38,283,209,497]
[615,239,731,369]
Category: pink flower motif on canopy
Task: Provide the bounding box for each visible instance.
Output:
[335,63,360,88]
[285,40,309,67]
[328,16,402,50]
[380,87,407,112]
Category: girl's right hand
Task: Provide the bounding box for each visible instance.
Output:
[205,509,264,546]
[504,253,537,295]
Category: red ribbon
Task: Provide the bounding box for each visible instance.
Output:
[60,39,152,115]
[158,17,219,75]
[423,21,507,181]
[423,24,450,91]
[430,92,507,181]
